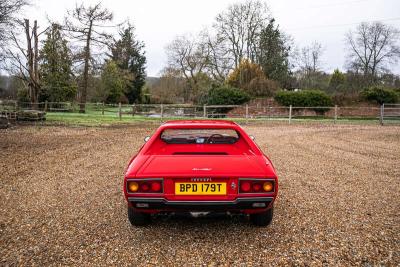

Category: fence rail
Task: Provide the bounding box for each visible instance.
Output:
[0,100,399,125]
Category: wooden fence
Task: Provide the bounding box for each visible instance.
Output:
[0,100,399,125]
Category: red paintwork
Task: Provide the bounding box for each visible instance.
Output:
[123,120,278,214]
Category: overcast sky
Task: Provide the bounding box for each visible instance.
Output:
[24,0,400,76]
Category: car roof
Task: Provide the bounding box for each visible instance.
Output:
[162,120,238,128]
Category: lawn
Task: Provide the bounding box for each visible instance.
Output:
[43,111,391,126]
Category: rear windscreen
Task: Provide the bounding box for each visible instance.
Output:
[160,129,239,144]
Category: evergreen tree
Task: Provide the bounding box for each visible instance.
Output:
[258,19,291,88]
[329,69,346,93]
[100,60,127,103]
[110,23,146,103]
[39,23,75,102]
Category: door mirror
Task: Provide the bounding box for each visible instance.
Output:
[249,135,255,141]
[144,136,150,142]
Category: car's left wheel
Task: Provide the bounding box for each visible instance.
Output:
[127,206,151,226]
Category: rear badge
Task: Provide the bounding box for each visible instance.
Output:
[191,178,212,182]
[231,182,236,189]
[192,168,212,171]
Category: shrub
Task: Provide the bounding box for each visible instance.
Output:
[226,59,265,90]
[362,86,399,105]
[275,90,333,114]
[226,59,279,97]
[207,85,250,116]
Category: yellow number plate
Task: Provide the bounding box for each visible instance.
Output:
[175,182,227,195]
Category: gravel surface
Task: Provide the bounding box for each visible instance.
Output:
[1,123,399,266]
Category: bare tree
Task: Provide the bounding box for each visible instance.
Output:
[150,67,186,103]
[165,33,210,102]
[6,19,44,104]
[205,32,233,82]
[0,0,29,62]
[345,22,400,79]
[292,41,325,89]
[213,0,270,68]
[297,41,324,75]
[65,2,115,112]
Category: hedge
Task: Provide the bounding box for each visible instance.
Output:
[274,90,333,114]
[207,85,250,116]
[362,86,399,105]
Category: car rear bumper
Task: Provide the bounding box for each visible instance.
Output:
[128,197,273,211]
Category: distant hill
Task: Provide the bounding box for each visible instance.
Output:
[145,76,160,87]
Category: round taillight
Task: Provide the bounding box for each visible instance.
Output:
[140,183,150,192]
[252,183,262,192]
[241,181,251,192]
[263,181,274,192]
[151,181,161,192]
[127,181,139,192]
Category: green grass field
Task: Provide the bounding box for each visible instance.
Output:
[40,111,397,127]
[45,112,161,126]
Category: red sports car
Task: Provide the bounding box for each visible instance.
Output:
[123,120,278,226]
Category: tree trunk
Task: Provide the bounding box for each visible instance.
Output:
[80,21,93,113]
[24,19,35,104]
[33,20,39,106]
[24,19,40,109]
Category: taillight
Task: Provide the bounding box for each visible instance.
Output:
[240,181,251,192]
[140,182,150,192]
[263,181,274,192]
[151,181,162,192]
[127,181,139,192]
[252,183,262,192]
[239,179,274,193]
[127,179,163,193]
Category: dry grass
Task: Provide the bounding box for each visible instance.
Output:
[1,123,399,266]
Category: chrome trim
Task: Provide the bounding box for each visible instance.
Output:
[238,178,276,194]
[126,178,164,194]
[128,197,274,205]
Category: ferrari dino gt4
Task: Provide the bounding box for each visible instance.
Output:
[123,120,278,226]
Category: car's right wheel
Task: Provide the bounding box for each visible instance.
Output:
[250,206,273,226]
[127,206,151,226]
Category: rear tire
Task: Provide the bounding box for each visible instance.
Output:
[128,207,151,226]
[250,206,273,226]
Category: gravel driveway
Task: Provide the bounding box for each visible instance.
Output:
[1,124,399,266]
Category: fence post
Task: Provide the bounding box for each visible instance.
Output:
[102,102,104,115]
[44,101,48,112]
[131,104,134,117]
[118,102,122,120]
[15,101,18,111]
[245,104,249,123]
[160,104,164,120]
[289,105,292,124]
[380,104,384,126]
[334,105,338,124]
[203,105,207,118]
[269,106,272,120]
